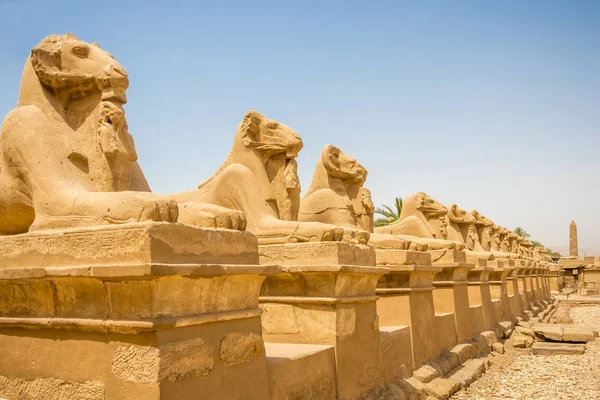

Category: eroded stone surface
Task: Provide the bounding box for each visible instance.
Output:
[111,344,160,384]
[220,332,264,367]
[0,376,104,400]
[111,338,214,384]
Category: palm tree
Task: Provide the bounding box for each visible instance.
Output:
[531,240,542,248]
[374,197,403,227]
[514,227,530,239]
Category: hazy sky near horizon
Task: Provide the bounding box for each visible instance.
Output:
[1,1,598,254]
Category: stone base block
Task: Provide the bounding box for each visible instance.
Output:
[0,317,270,400]
[376,250,431,266]
[531,342,586,355]
[380,326,414,381]
[0,222,259,269]
[266,343,337,400]
[259,242,375,266]
[0,223,273,400]
[430,250,467,265]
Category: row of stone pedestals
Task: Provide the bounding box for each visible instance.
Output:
[0,224,560,400]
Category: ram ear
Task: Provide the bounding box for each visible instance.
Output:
[323,144,341,168]
[30,46,63,89]
[31,35,94,91]
[239,110,264,148]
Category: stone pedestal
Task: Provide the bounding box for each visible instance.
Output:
[524,265,536,308]
[515,262,531,313]
[503,260,518,319]
[488,260,512,322]
[375,250,442,370]
[542,265,551,300]
[0,223,275,400]
[536,265,545,303]
[258,242,387,400]
[431,251,475,343]
[549,265,561,292]
[511,263,525,315]
[467,262,494,331]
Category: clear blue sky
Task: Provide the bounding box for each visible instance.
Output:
[1,1,598,254]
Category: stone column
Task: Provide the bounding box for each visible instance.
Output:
[520,264,533,312]
[539,261,550,301]
[0,223,274,400]
[537,264,545,301]
[549,265,560,292]
[542,264,551,300]
[467,261,495,331]
[488,260,512,322]
[375,250,442,371]
[525,264,539,308]
[570,220,579,257]
[512,262,526,315]
[503,260,518,319]
[431,251,475,342]
[258,242,387,400]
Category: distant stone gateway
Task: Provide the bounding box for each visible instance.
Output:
[0,34,565,400]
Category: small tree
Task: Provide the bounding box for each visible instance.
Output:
[531,240,542,248]
[514,227,530,239]
[374,197,403,227]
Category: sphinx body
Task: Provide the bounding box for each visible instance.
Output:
[472,213,518,260]
[374,192,465,251]
[298,144,414,249]
[0,34,244,234]
[173,111,347,245]
[442,204,495,261]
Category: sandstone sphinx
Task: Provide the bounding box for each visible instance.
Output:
[0,34,276,400]
[297,144,413,249]
[173,111,351,245]
[375,192,465,250]
[443,204,495,261]
[0,33,243,234]
[473,213,518,259]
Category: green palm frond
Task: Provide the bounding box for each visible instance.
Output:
[374,196,403,227]
[531,240,542,248]
[514,227,530,239]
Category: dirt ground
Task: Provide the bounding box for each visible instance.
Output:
[450,304,600,400]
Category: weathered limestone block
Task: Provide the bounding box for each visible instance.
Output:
[265,343,337,400]
[377,257,442,370]
[0,376,104,400]
[467,265,495,331]
[432,260,475,342]
[380,326,414,382]
[220,332,265,367]
[492,342,505,354]
[562,326,595,343]
[514,326,535,338]
[0,224,275,400]
[532,342,585,355]
[447,343,473,365]
[512,334,534,348]
[258,242,387,400]
[533,324,564,341]
[448,358,488,390]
